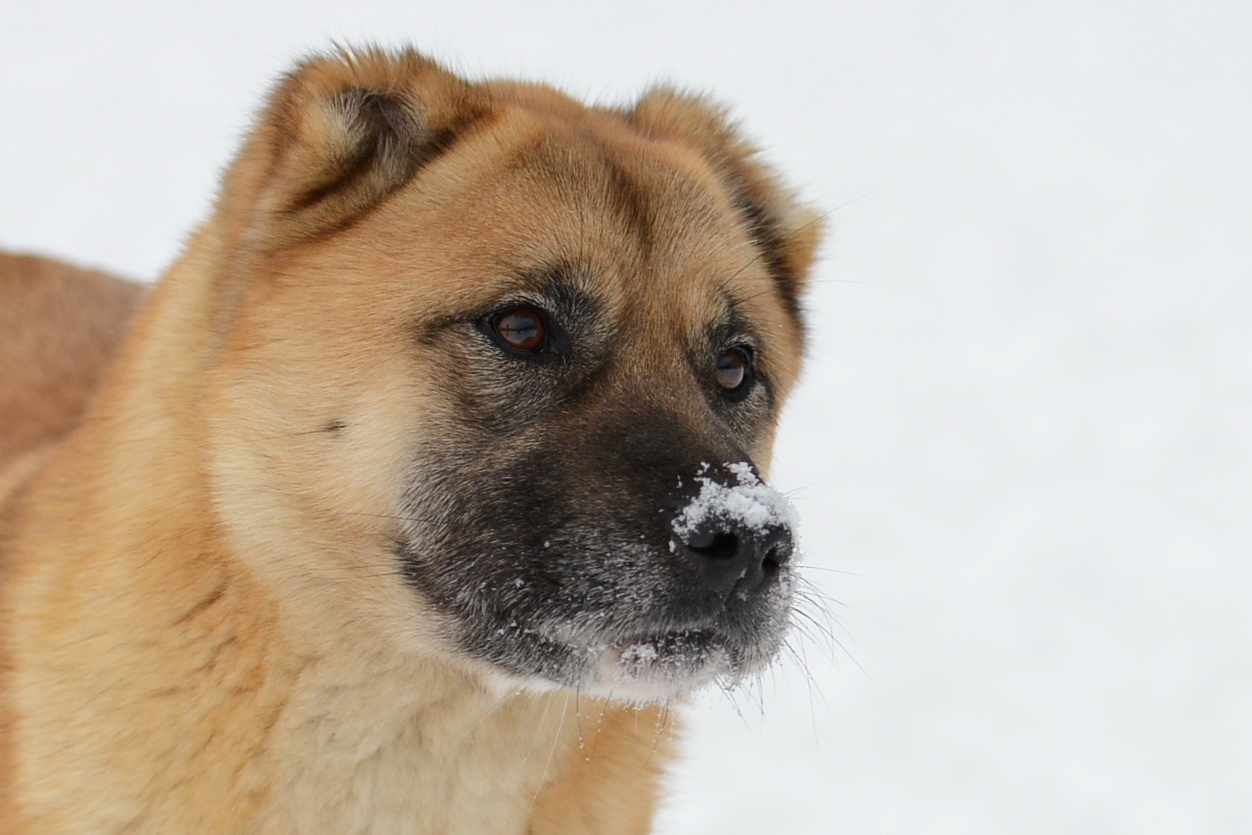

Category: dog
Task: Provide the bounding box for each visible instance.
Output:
[0,48,821,832]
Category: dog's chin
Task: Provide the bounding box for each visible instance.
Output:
[477,625,783,704]
[583,631,740,702]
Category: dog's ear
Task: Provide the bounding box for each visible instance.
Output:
[218,48,491,251]
[629,90,822,322]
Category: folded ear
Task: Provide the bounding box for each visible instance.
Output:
[628,90,822,323]
[218,48,492,251]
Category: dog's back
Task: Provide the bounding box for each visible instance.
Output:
[0,254,143,491]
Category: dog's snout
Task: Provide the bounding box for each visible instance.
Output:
[673,519,793,597]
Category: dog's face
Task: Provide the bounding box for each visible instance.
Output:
[204,51,820,701]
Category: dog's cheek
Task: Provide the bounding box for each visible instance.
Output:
[203,307,468,636]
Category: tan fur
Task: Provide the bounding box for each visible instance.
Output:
[0,254,144,468]
[0,48,816,832]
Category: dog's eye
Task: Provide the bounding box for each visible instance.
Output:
[492,308,547,353]
[716,347,753,399]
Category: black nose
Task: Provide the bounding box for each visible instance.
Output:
[672,519,793,598]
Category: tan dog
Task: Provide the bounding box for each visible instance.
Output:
[0,49,820,832]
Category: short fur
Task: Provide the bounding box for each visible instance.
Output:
[0,48,819,833]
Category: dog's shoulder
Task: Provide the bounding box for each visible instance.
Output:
[0,254,142,829]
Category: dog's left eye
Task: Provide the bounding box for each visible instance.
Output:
[716,346,754,400]
[491,307,547,354]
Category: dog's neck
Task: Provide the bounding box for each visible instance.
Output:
[241,644,582,833]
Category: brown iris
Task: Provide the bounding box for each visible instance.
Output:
[493,308,546,352]
[716,347,751,394]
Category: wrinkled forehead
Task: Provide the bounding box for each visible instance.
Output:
[376,104,773,318]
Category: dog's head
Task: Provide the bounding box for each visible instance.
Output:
[201,49,821,701]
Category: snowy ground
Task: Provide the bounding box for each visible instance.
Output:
[3,3,1250,832]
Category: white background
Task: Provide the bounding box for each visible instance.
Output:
[3,2,1250,832]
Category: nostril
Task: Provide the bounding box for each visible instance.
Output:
[761,547,782,576]
[674,522,793,598]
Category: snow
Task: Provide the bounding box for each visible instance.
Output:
[621,644,660,664]
[672,462,799,542]
[3,3,1251,832]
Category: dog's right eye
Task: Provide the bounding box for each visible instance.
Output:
[490,307,547,354]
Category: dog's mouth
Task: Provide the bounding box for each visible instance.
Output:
[480,566,797,702]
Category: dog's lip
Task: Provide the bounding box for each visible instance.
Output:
[579,628,714,659]
[537,609,739,654]
[534,587,790,657]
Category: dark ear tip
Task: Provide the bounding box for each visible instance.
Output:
[233,50,490,247]
[334,87,374,110]
[627,87,821,327]
[334,88,421,146]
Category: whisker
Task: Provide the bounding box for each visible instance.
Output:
[794,577,858,647]
[752,672,768,722]
[796,565,865,578]
[636,702,675,779]
[716,679,754,734]
[338,512,425,523]
[301,570,408,581]
[715,203,839,296]
[523,689,556,765]
[736,670,766,719]
[590,689,614,762]
[789,612,835,661]
[573,687,587,761]
[447,687,518,753]
[794,575,850,614]
[530,690,571,808]
[782,639,825,746]
[788,637,833,715]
